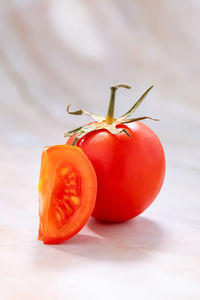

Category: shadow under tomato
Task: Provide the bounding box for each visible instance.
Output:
[53,216,164,263]
[87,216,164,250]
[34,216,164,267]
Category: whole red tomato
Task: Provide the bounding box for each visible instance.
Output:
[66,84,165,222]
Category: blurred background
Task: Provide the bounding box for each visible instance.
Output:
[0,0,200,299]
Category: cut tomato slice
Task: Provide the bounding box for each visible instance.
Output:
[38,145,97,244]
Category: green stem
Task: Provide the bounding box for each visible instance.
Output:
[105,87,117,124]
[105,84,131,124]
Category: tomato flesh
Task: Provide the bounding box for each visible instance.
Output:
[38,145,97,244]
[67,122,165,222]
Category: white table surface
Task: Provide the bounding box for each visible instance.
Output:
[0,1,200,299]
[1,141,200,300]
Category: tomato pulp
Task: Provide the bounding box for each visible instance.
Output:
[38,145,97,244]
[67,122,165,222]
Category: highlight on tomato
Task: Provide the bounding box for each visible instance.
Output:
[65,84,165,222]
[38,145,97,244]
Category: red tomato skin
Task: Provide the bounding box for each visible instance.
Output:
[67,122,165,222]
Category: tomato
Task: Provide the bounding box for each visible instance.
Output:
[67,122,165,222]
[65,84,165,222]
[38,145,97,244]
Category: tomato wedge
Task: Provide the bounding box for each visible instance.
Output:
[38,145,97,244]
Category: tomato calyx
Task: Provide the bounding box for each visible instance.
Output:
[64,83,158,145]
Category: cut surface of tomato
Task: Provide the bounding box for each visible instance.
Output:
[38,145,97,244]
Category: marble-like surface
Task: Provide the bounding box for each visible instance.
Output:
[0,1,200,299]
